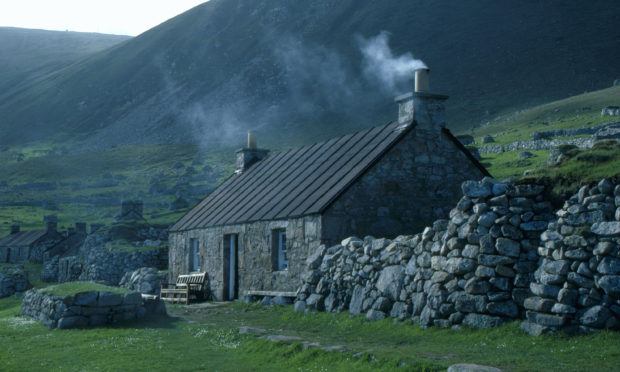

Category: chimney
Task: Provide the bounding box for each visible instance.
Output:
[75,222,87,235]
[44,215,58,233]
[395,67,448,130]
[236,131,269,173]
[10,225,20,234]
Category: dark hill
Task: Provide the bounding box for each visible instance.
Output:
[0,27,130,95]
[0,0,618,148]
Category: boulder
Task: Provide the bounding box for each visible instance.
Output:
[375,265,404,301]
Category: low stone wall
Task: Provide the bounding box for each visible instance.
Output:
[478,122,620,154]
[295,178,620,335]
[522,179,620,335]
[21,289,166,329]
[0,272,28,298]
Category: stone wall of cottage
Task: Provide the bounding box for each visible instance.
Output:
[168,215,323,300]
[295,178,620,335]
[323,124,487,241]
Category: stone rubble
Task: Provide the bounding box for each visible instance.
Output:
[295,177,620,335]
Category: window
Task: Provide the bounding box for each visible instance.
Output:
[189,238,200,272]
[271,229,288,271]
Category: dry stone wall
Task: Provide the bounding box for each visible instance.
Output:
[522,179,620,335]
[21,289,166,329]
[295,177,620,335]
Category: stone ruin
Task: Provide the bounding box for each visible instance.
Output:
[295,177,620,335]
[115,200,145,222]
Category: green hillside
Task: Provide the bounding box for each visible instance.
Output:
[0,0,618,148]
[465,85,620,198]
[1,85,618,235]
[0,27,129,95]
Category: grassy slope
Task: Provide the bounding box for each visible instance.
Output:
[0,1,618,147]
[0,27,129,94]
[464,86,620,185]
[0,143,234,235]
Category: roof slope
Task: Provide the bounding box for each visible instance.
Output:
[171,121,489,232]
[0,230,46,247]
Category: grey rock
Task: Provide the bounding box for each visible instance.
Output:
[97,292,122,307]
[74,292,98,306]
[564,248,588,261]
[478,255,514,266]
[567,272,594,288]
[580,306,612,328]
[375,265,404,301]
[593,241,615,256]
[454,293,487,313]
[520,321,554,336]
[305,294,324,311]
[446,258,477,275]
[495,238,520,258]
[390,302,411,321]
[294,301,306,313]
[478,212,497,228]
[479,235,495,254]
[462,181,492,198]
[463,313,505,328]
[447,364,503,372]
[487,301,518,318]
[366,309,386,321]
[520,221,548,231]
[58,316,89,329]
[526,311,566,327]
[465,278,491,294]
[524,297,555,312]
[530,283,560,299]
[306,245,326,269]
[550,303,576,314]
[591,222,620,237]
[489,277,510,291]
[349,285,365,315]
[598,275,620,297]
[475,265,495,278]
[543,260,570,275]
[597,257,620,275]
[598,179,614,195]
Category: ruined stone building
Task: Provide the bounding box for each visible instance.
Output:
[168,69,490,301]
[0,216,63,264]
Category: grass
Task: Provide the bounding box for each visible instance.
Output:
[1,292,620,371]
[461,85,620,182]
[39,281,130,297]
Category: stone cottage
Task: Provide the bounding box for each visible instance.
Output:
[0,216,64,264]
[168,68,490,301]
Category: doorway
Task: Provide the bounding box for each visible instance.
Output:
[223,234,238,301]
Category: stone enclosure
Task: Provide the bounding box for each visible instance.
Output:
[295,177,620,335]
[21,289,166,329]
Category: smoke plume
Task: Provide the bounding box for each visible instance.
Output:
[359,31,427,94]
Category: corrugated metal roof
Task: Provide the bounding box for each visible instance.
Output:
[0,230,46,247]
[171,120,489,232]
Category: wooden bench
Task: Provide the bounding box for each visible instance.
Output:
[160,272,208,305]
